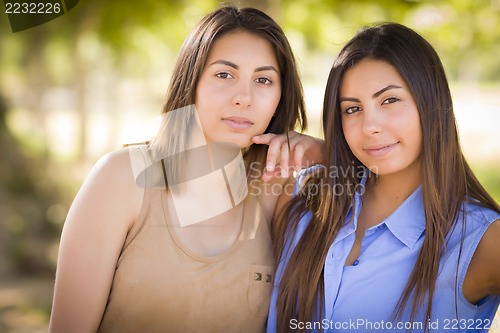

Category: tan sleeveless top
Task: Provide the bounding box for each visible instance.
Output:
[98,146,275,332]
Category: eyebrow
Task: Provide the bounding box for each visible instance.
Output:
[254,65,279,73]
[339,84,402,103]
[209,60,278,73]
[372,84,402,98]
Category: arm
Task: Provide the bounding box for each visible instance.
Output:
[272,176,297,223]
[463,219,500,304]
[251,131,324,220]
[49,149,144,333]
[251,131,324,221]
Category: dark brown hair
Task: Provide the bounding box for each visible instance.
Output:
[151,5,306,178]
[273,22,500,332]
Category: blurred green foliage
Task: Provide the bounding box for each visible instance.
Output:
[280,0,500,81]
[472,164,500,204]
[0,96,68,276]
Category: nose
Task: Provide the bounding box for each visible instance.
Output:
[361,106,383,136]
[232,82,251,108]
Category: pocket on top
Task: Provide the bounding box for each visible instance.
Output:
[248,264,274,317]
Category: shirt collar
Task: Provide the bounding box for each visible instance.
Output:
[383,186,426,249]
[354,172,426,249]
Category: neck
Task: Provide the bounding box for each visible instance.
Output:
[356,156,423,230]
[366,156,423,208]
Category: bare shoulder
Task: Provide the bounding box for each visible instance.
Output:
[474,218,500,267]
[474,219,500,284]
[91,148,136,184]
[90,148,141,191]
[69,148,144,230]
[463,218,500,303]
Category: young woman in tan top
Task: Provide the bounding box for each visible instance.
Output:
[48,6,323,333]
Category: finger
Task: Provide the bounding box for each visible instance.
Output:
[293,143,306,172]
[265,137,284,172]
[284,130,298,139]
[252,133,277,145]
[285,131,307,151]
[280,142,290,178]
[262,166,282,182]
[254,131,296,146]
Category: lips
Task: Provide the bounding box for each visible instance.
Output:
[364,142,399,157]
[222,116,253,130]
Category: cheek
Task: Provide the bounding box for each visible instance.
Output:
[254,110,275,133]
[195,85,211,107]
[195,100,217,133]
[341,120,357,151]
[195,75,219,105]
[256,89,281,125]
[195,82,219,126]
[406,110,423,154]
[266,86,281,109]
[411,123,423,156]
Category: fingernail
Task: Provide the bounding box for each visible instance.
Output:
[266,162,274,171]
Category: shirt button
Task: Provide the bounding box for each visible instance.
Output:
[353,259,359,266]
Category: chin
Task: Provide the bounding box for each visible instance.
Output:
[235,139,253,149]
[366,164,411,177]
[212,135,252,149]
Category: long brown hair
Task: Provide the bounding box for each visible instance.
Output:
[273,22,500,332]
[151,5,306,181]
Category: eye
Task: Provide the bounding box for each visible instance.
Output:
[344,106,362,115]
[255,77,272,85]
[382,97,400,105]
[216,72,233,79]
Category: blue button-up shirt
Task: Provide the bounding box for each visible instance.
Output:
[268,166,500,332]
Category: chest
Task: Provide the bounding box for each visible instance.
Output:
[323,226,479,330]
[99,190,276,332]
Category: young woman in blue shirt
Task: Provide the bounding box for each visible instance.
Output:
[269,23,500,332]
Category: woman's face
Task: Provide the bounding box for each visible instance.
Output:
[339,59,423,177]
[195,30,281,148]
